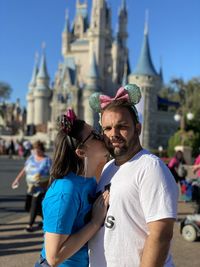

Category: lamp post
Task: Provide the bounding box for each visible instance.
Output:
[174,110,194,146]
[174,87,194,145]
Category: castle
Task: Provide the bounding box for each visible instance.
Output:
[26,0,177,150]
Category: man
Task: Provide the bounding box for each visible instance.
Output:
[89,84,178,267]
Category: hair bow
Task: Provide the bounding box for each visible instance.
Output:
[89,84,141,113]
[99,87,130,109]
[58,108,77,134]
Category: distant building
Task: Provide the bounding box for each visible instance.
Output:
[0,99,26,135]
[26,0,177,150]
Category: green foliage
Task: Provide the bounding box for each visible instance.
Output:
[162,77,200,156]
[168,130,200,157]
[0,82,12,101]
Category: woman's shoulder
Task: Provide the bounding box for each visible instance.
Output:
[49,173,82,194]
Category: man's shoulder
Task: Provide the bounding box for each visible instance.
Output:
[133,149,161,164]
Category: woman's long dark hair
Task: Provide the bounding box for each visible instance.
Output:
[50,119,85,180]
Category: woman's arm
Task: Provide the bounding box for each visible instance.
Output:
[45,191,109,267]
[12,167,26,187]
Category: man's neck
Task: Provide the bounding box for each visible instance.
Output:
[115,145,143,166]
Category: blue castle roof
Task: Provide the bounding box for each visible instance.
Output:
[133,30,157,76]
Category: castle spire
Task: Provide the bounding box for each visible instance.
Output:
[29,52,39,90]
[37,42,49,81]
[121,0,127,11]
[133,12,157,76]
[144,9,149,35]
[63,9,70,33]
[116,0,128,49]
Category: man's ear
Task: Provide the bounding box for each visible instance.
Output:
[75,148,86,159]
[136,123,142,136]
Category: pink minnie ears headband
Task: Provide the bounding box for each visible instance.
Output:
[89,84,141,120]
[57,108,77,134]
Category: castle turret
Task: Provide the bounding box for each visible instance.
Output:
[26,53,39,125]
[129,15,162,149]
[33,44,51,129]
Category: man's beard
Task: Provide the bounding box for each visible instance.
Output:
[106,133,139,159]
[108,144,129,158]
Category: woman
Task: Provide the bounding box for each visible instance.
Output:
[168,150,187,183]
[35,108,109,267]
[12,140,52,231]
[193,153,200,178]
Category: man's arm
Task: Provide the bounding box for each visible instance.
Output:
[140,218,175,267]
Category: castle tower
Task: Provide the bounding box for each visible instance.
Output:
[26,53,38,125]
[89,0,113,92]
[83,51,99,126]
[33,45,51,129]
[129,17,162,149]
[111,0,128,90]
[73,0,89,39]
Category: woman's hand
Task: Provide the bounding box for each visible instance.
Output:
[11,179,20,189]
[91,190,109,228]
[11,167,26,189]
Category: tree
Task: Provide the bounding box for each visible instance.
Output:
[161,77,200,157]
[0,82,12,102]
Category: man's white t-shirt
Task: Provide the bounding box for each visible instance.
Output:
[89,149,178,267]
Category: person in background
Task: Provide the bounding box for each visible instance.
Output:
[192,152,200,213]
[88,84,178,267]
[12,140,52,232]
[168,150,187,183]
[23,139,32,158]
[35,108,109,267]
[8,139,15,159]
[193,152,200,178]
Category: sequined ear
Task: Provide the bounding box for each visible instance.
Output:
[89,92,101,113]
[124,84,142,105]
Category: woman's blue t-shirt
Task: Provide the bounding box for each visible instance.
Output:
[41,172,97,267]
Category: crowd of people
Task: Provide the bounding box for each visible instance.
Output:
[0,138,32,158]
[3,83,200,266]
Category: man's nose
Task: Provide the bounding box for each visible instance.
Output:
[110,127,119,138]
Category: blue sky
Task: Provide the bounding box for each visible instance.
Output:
[1,0,200,107]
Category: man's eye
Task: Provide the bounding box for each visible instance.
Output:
[103,127,110,132]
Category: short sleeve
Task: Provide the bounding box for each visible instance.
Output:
[43,192,80,234]
[139,160,179,223]
[25,155,33,166]
[46,157,52,168]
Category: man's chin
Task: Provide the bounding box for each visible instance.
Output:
[112,147,127,157]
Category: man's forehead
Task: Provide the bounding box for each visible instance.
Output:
[101,108,132,124]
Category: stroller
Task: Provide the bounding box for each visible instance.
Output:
[180,179,200,242]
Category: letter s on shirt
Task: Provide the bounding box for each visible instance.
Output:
[105,215,115,229]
